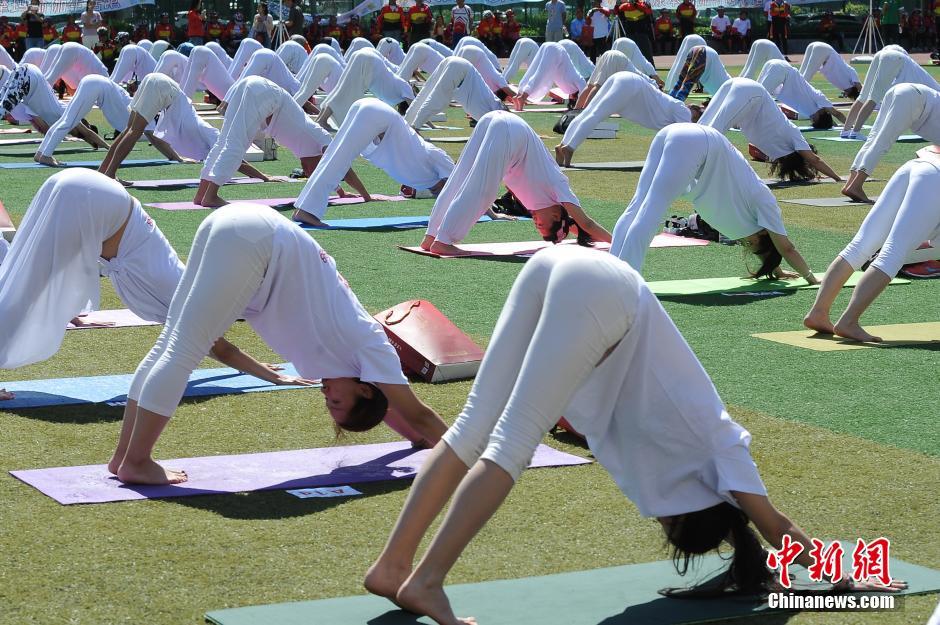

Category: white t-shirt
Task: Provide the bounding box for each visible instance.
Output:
[732,17,751,35]
[499,112,579,212]
[241,209,407,386]
[711,15,731,31]
[589,8,611,38]
[700,77,810,162]
[758,59,832,119]
[81,10,102,37]
[363,104,455,189]
[451,5,473,30]
[130,72,183,121]
[763,0,773,18]
[564,252,767,518]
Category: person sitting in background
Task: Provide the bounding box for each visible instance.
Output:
[323,15,344,44]
[489,12,506,56]
[132,21,149,43]
[344,16,364,47]
[250,3,274,47]
[710,7,732,52]
[432,15,446,42]
[731,10,751,52]
[655,10,675,54]
[817,9,843,51]
[676,0,696,37]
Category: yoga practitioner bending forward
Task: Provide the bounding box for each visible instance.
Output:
[365,245,906,625]
[806,158,940,342]
[111,204,448,485]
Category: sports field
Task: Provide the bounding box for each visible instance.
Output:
[0,61,937,625]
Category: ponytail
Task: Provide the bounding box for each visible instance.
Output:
[540,207,594,247]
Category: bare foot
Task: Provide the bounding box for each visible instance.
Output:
[420,234,436,251]
[116,458,188,485]
[34,154,62,167]
[197,196,228,208]
[833,319,882,343]
[106,452,123,475]
[364,559,412,605]
[554,144,574,167]
[803,308,836,334]
[397,575,476,625]
[0,389,14,400]
[292,208,327,228]
[841,186,873,204]
[429,241,471,256]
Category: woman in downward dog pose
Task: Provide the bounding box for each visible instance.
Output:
[799,41,861,99]
[738,38,786,80]
[404,57,503,130]
[365,245,906,625]
[501,37,538,81]
[668,45,731,101]
[572,49,655,109]
[756,59,845,128]
[422,110,610,255]
[611,37,661,85]
[806,158,940,341]
[316,48,414,127]
[663,33,706,92]
[111,203,449,485]
[611,123,817,279]
[699,78,842,183]
[512,42,585,110]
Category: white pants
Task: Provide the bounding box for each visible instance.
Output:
[39,45,61,75]
[405,56,501,129]
[0,45,14,70]
[377,37,406,66]
[518,42,585,101]
[43,42,108,90]
[180,46,234,100]
[205,41,232,69]
[295,99,449,218]
[237,49,301,95]
[502,37,538,81]
[587,50,640,86]
[111,45,156,83]
[344,37,375,62]
[610,124,705,271]
[229,37,263,79]
[397,42,445,79]
[320,48,413,124]
[293,54,343,106]
[454,36,500,73]
[20,48,46,69]
[739,39,784,80]
[277,40,308,74]
[612,36,658,77]
[558,38,595,79]
[137,39,153,53]
[799,41,852,90]
[130,207,276,417]
[852,84,936,175]
[442,245,634,480]
[839,159,940,276]
[82,34,99,49]
[309,42,346,68]
[417,38,453,58]
[664,34,705,92]
[38,75,131,156]
[857,49,929,105]
[457,45,509,92]
[153,50,188,84]
[150,40,171,60]
[0,64,63,125]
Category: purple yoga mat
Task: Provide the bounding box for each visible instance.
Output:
[66,308,160,330]
[146,194,408,211]
[128,176,299,190]
[10,442,590,505]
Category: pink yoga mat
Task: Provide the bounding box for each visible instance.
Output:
[0,128,32,135]
[128,176,299,189]
[10,442,590,505]
[146,194,407,211]
[67,309,160,330]
[400,234,707,258]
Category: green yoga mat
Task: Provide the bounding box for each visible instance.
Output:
[205,553,940,625]
[647,272,909,297]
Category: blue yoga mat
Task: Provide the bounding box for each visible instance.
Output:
[299,215,524,231]
[0,364,311,409]
[0,158,175,170]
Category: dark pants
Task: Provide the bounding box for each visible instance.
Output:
[881,23,899,44]
[679,19,695,38]
[589,35,609,62]
[771,18,788,54]
[821,30,844,51]
[626,28,655,65]
[656,34,675,54]
[382,28,403,43]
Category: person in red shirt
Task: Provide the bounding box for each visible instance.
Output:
[769,0,790,56]
[476,10,494,50]
[42,18,58,45]
[654,9,675,54]
[225,12,249,53]
[344,16,364,47]
[131,22,149,43]
[443,21,453,46]
[15,20,28,58]
[817,9,843,51]
[503,8,521,46]
[205,12,225,43]
[407,0,433,47]
[675,0,696,38]
[617,0,655,65]
[153,12,175,42]
[187,0,206,45]
[93,27,117,71]
[322,15,344,45]
[378,0,404,43]
[490,12,505,55]
[0,18,15,59]
[61,15,83,44]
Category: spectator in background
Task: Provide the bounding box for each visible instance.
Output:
[616,0,655,65]
[545,0,567,43]
[16,19,29,57]
[0,18,15,60]
[710,7,731,52]
[21,1,43,51]
[81,1,102,48]
[764,0,773,35]
[409,0,433,47]
[62,15,83,44]
[323,15,344,44]
[251,3,274,47]
[818,9,843,51]
[345,15,365,47]
[731,9,751,52]
[676,0,696,38]
[769,0,790,56]
[206,11,225,42]
[451,0,473,47]
[188,0,206,45]
[587,0,610,61]
[569,7,585,44]
[378,0,405,43]
[655,9,675,54]
[226,12,249,53]
[477,10,495,44]
[910,9,926,50]
[42,17,58,47]
[490,11,506,55]
[153,12,174,42]
[432,14,446,42]
[503,9,521,47]
[94,27,117,71]
[132,21,149,42]
[882,0,901,44]
[284,0,306,38]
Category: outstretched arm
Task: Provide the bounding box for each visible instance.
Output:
[376,382,448,447]
[562,201,612,243]
[342,166,371,200]
[209,337,316,385]
[144,130,189,162]
[768,231,818,284]
[800,149,842,182]
[826,106,846,124]
[237,161,273,181]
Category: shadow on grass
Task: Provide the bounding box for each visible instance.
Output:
[658,291,796,307]
[2,393,226,424]
[168,479,413,520]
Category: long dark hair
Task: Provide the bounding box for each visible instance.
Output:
[810,110,834,130]
[842,85,861,100]
[540,207,594,247]
[769,147,817,182]
[745,231,782,280]
[336,382,388,433]
[663,502,773,596]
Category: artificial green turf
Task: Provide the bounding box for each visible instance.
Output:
[0,63,938,625]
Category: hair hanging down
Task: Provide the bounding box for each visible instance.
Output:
[810,110,834,130]
[337,382,389,433]
[540,207,594,247]
[662,502,774,597]
[842,85,861,101]
[746,231,782,280]
[769,147,818,182]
